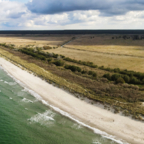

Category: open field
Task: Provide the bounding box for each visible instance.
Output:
[65,34,144,46]
[46,34,144,72]
[48,47,144,72]
[64,45,144,57]
[0,34,74,48]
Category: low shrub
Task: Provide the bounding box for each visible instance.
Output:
[111,74,121,81]
[116,77,125,84]
[19,48,46,61]
[88,71,97,78]
[88,71,94,75]
[53,60,64,66]
[122,75,130,83]
[47,58,52,62]
[81,70,87,74]
[0,43,14,49]
[43,46,52,50]
[64,57,97,68]
[92,72,97,78]
[130,76,140,84]
[53,53,59,58]
[60,55,65,58]
[64,65,81,72]
[142,79,144,84]
[103,73,111,80]
[114,68,120,73]
[103,72,142,85]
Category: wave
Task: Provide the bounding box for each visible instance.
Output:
[4,81,16,86]
[28,110,55,126]
[92,141,101,144]
[4,81,9,84]
[8,82,17,86]
[21,98,33,103]
[71,123,82,130]
[1,66,128,144]
[42,100,127,144]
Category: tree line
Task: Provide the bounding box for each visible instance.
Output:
[19,48,144,85]
[19,48,97,78]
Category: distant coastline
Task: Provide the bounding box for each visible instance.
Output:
[0,30,144,35]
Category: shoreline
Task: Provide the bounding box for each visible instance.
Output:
[0,57,144,144]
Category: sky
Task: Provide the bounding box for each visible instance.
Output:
[1,0,144,30]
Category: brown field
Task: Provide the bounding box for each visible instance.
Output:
[66,34,144,46]
[48,34,144,72]
[0,34,74,48]
[48,47,144,72]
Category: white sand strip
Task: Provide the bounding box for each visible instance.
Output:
[0,57,144,144]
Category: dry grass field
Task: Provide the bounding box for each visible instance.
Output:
[65,34,144,46]
[0,34,74,48]
[48,47,144,72]
[48,34,144,72]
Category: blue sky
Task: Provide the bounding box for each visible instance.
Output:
[0,0,144,30]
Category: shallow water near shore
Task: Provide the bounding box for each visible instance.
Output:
[0,67,120,144]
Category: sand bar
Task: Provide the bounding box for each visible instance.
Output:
[0,57,144,144]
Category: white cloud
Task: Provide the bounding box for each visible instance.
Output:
[0,0,144,29]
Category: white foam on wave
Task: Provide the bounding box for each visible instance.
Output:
[8,82,17,86]
[71,123,82,130]
[25,89,42,101]
[92,141,101,144]
[22,88,27,92]
[4,81,16,86]
[4,81,9,84]
[21,98,33,103]
[2,66,128,144]
[28,110,55,126]
[17,91,25,96]
[41,100,127,144]
[0,79,3,82]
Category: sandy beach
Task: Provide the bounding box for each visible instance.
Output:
[0,57,144,144]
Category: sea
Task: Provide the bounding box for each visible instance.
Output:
[0,66,123,144]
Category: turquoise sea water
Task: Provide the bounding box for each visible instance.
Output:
[0,67,119,144]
